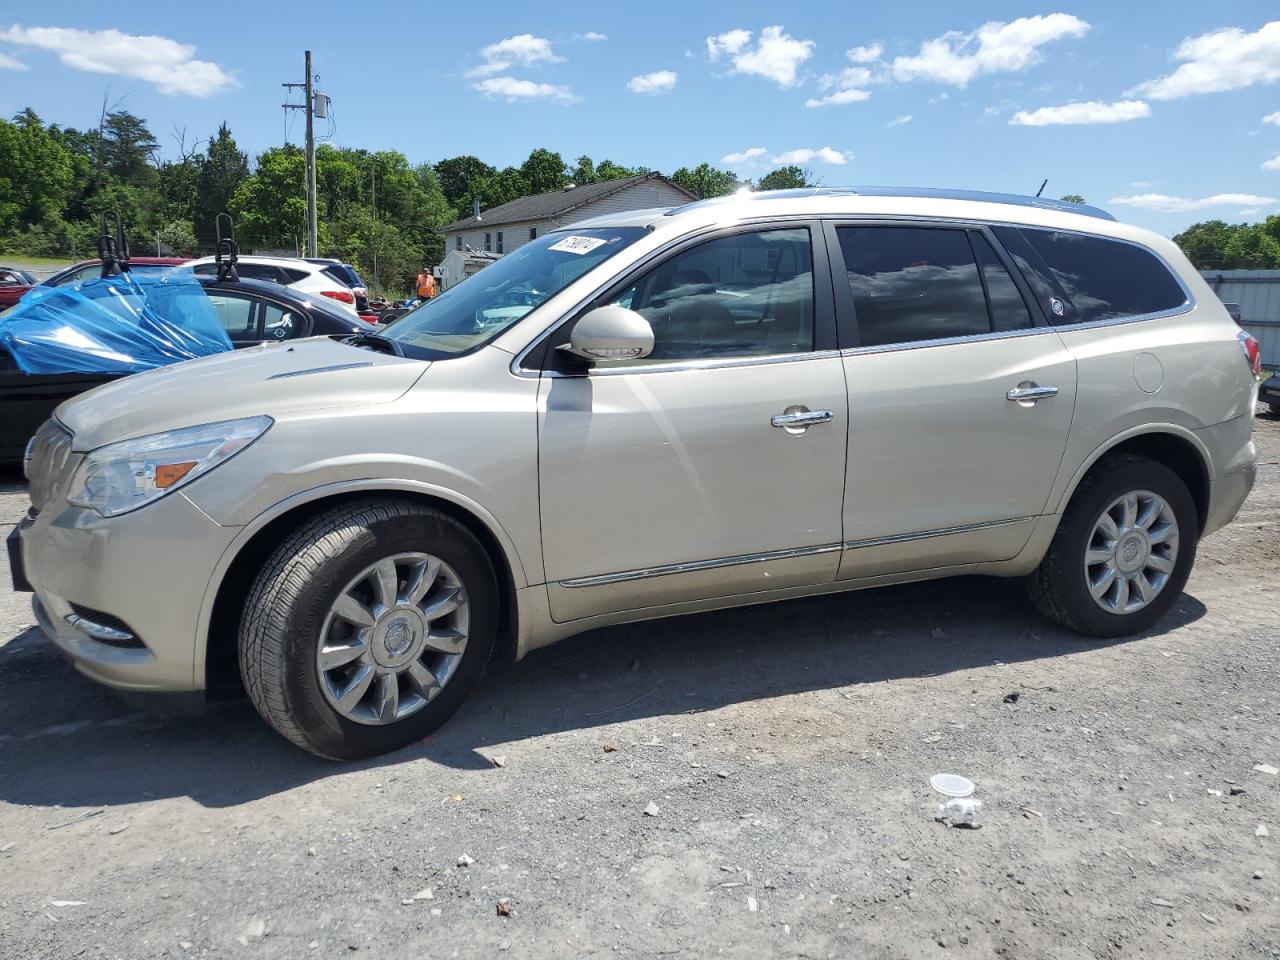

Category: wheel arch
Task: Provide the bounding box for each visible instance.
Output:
[198,480,527,698]
[1053,426,1211,534]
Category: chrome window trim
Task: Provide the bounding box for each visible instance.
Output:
[559,543,843,588]
[511,212,1198,378]
[544,348,844,379]
[842,516,1034,551]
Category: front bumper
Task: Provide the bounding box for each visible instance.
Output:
[12,491,238,692]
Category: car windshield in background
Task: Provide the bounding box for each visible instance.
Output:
[382,228,647,359]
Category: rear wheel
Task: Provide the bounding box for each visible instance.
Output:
[1025,455,1198,638]
[239,498,497,760]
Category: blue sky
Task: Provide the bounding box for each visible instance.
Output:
[2,2,1279,236]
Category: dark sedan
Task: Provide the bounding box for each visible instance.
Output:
[1,274,376,462]
[1261,370,1280,414]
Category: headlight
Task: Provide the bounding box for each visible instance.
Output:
[67,416,272,517]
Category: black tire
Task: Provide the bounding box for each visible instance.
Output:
[239,498,497,760]
[1025,455,1198,638]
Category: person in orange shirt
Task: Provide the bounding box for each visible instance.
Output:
[416,268,436,300]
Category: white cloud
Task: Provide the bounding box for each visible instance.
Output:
[847,43,883,63]
[1265,154,1280,172]
[706,29,752,60]
[721,146,768,166]
[804,88,872,108]
[468,33,563,78]
[706,25,814,88]
[473,76,580,104]
[1238,208,1264,217]
[1010,99,1150,126]
[773,146,849,165]
[1265,111,1280,125]
[1109,192,1278,212]
[892,13,1090,87]
[0,51,26,70]
[1130,21,1280,100]
[805,65,878,107]
[1132,180,1154,188]
[628,70,677,94]
[0,25,233,96]
[721,146,768,165]
[580,32,608,42]
[888,114,913,127]
[819,66,876,90]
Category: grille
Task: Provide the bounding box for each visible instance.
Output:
[25,420,74,513]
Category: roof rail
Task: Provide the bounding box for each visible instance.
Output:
[664,186,1116,222]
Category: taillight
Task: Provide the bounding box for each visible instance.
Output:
[1237,330,1263,381]
[321,289,355,305]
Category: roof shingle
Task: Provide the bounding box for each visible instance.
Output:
[440,172,695,233]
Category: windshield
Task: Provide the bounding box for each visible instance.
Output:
[383,227,646,359]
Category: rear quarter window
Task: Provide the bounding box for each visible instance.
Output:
[993,226,1187,325]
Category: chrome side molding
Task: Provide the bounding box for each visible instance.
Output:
[559,543,843,588]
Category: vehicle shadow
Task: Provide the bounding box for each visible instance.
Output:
[0,575,1206,810]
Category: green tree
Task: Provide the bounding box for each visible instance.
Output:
[1173,220,1237,270]
[157,219,200,256]
[1221,225,1280,269]
[434,155,497,207]
[1059,193,1086,204]
[231,146,309,250]
[0,112,75,232]
[194,124,248,246]
[671,162,740,199]
[756,166,813,191]
[101,111,159,187]
[519,148,568,195]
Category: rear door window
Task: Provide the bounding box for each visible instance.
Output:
[206,293,261,343]
[992,226,1187,324]
[262,303,303,340]
[836,226,990,346]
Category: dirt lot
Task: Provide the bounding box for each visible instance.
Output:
[1,416,1277,960]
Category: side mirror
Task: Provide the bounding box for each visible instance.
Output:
[558,305,654,363]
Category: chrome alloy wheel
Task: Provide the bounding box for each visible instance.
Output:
[316,552,469,725]
[1084,490,1179,615]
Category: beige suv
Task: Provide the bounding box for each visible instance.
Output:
[9,188,1260,759]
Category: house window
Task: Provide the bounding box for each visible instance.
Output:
[455,235,462,251]
[529,227,537,241]
[497,231,504,254]
[484,232,491,252]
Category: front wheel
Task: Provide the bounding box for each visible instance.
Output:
[1025,455,1198,638]
[239,498,498,760]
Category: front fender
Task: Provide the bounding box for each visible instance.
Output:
[191,477,535,689]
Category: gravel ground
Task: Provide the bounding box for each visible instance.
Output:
[1,415,1277,959]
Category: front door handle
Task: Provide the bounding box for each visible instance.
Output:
[1006,384,1059,403]
[771,407,834,433]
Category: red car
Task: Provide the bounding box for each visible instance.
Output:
[0,266,37,309]
[38,256,190,289]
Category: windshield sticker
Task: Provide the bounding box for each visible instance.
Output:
[549,236,608,255]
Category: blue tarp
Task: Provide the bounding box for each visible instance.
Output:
[0,269,232,374]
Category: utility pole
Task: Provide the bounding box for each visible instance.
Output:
[282,51,321,257]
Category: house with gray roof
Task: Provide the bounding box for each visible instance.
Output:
[435,172,696,289]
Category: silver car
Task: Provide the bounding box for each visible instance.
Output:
[9,188,1260,759]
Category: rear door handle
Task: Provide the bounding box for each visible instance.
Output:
[771,407,834,430]
[1006,385,1059,403]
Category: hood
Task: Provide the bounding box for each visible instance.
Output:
[58,337,429,451]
